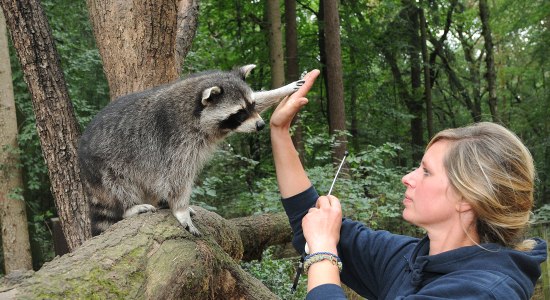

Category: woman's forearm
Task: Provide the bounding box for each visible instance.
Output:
[269,69,320,198]
[271,128,311,198]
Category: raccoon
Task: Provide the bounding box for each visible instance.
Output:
[78,65,303,236]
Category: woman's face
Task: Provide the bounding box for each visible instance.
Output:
[401,140,462,230]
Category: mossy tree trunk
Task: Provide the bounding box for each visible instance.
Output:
[0,208,293,299]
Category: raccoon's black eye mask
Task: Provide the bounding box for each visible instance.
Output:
[219,102,256,130]
[219,109,249,130]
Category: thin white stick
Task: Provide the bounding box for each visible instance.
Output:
[305,151,348,254]
[327,151,348,196]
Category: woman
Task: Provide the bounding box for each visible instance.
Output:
[270,70,547,299]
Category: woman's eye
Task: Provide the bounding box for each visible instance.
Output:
[422,168,430,176]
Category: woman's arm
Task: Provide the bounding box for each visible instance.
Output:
[270,70,320,198]
[270,70,345,294]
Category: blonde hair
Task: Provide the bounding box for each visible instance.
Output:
[428,122,536,251]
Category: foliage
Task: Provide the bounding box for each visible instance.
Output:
[241,247,308,299]
[4,0,549,295]
[193,132,418,236]
[533,204,550,224]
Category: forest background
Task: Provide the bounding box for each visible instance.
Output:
[1,0,549,298]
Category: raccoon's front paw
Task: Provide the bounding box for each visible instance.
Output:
[173,208,201,236]
[291,80,305,91]
[123,204,157,218]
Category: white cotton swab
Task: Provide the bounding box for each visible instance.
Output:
[304,151,349,254]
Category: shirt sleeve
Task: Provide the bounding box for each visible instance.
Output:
[306,284,347,300]
[281,185,319,253]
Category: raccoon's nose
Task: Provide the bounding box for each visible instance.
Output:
[256,120,266,131]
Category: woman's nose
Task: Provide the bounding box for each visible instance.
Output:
[402,170,415,187]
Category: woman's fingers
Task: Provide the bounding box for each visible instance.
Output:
[315,195,341,209]
[291,69,320,100]
[270,69,320,128]
[316,196,330,208]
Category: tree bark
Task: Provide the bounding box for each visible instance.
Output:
[405,1,425,162]
[86,0,199,100]
[266,0,285,89]
[0,0,91,251]
[479,0,499,123]
[341,3,360,152]
[323,0,348,164]
[418,1,433,138]
[0,6,32,273]
[285,0,306,164]
[383,47,423,163]
[234,212,293,261]
[175,0,199,71]
[284,0,299,83]
[455,21,483,122]
[317,0,328,121]
[0,208,292,299]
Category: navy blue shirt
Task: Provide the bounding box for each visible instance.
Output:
[282,186,548,299]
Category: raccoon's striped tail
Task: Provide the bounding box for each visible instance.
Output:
[89,197,124,236]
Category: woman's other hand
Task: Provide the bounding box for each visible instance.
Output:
[303,195,343,254]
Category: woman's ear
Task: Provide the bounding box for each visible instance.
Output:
[456,199,473,213]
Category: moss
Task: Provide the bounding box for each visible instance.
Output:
[26,266,128,299]
[21,245,150,299]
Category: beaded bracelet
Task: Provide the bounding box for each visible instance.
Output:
[303,252,343,273]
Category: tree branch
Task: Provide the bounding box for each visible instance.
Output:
[175,0,199,73]
[0,208,292,299]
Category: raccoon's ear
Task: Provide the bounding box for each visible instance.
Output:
[201,86,222,105]
[239,64,256,79]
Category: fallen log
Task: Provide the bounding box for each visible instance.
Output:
[0,207,293,299]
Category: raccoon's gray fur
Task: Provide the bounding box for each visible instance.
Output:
[78,65,303,236]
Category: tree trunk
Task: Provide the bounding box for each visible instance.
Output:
[175,0,199,72]
[341,3,360,152]
[323,0,348,164]
[418,1,433,138]
[0,6,32,273]
[455,22,483,122]
[284,0,299,83]
[479,0,499,123]
[0,0,91,251]
[382,43,424,163]
[0,208,292,299]
[405,2,424,162]
[86,0,199,100]
[266,0,285,89]
[285,0,306,164]
[317,0,328,121]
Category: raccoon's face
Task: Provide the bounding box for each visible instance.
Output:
[197,65,265,137]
